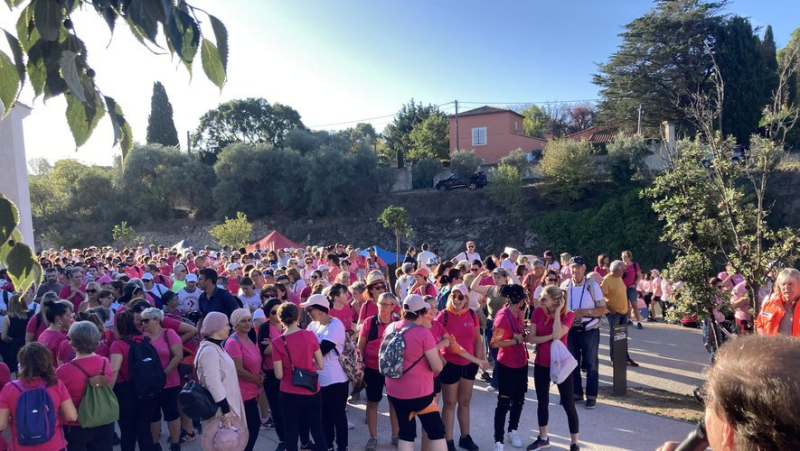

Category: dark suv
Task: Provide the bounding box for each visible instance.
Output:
[436,172,488,191]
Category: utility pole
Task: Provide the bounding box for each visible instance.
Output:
[186,131,191,154]
[637,104,643,136]
[454,100,460,151]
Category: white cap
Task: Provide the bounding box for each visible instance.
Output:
[318,264,331,271]
[403,294,427,312]
[300,294,329,310]
[185,273,198,282]
[141,273,154,281]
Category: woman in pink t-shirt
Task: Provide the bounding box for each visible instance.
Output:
[527,285,579,450]
[0,343,78,451]
[594,254,610,278]
[384,295,446,450]
[56,321,115,450]
[433,285,489,451]
[225,308,264,451]
[272,303,325,451]
[328,283,354,334]
[37,299,72,366]
[141,308,183,451]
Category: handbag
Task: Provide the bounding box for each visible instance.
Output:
[281,335,318,392]
[179,346,218,421]
[550,339,578,384]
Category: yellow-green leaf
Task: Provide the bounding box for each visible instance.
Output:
[201,38,225,89]
[0,195,19,245]
[209,14,228,71]
[5,241,42,296]
[0,49,20,119]
[104,95,133,162]
[0,228,22,264]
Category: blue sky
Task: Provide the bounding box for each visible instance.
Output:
[2,0,798,166]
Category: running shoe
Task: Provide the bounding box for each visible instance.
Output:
[178,430,197,445]
[526,436,550,450]
[365,438,378,451]
[459,435,479,451]
[506,430,523,448]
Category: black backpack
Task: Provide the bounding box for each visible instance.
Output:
[367,313,399,342]
[122,336,166,400]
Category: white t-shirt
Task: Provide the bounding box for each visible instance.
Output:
[177,287,201,312]
[560,278,604,329]
[306,317,347,387]
[417,251,436,269]
[395,275,414,300]
[239,293,261,312]
[453,252,481,265]
[501,258,516,273]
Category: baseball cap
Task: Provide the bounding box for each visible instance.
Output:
[300,294,330,310]
[185,273,198,282]
[568,256,585,266]
[141,273,154,281]
[403,294,427,312]
[367,246,376,252]
[96,275,113,284]
[318,264,331,271]
[451,283,468,295]
[413,268,430,278]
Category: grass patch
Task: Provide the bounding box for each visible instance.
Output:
[598,386,703,423]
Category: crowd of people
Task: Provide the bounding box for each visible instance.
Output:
[0,238,796,451]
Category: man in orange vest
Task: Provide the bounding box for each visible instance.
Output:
[755,268,800,337]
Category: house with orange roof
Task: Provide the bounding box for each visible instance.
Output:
[447,106,546,165]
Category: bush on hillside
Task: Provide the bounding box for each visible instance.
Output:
[539,139,596,201]
[413,158,441,189]
[606,132,652,184]
[487,163,526,219]
[450,150,484,177]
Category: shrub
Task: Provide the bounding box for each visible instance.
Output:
[499,148,531,175]
[487,163,526,219]
[450,150,484,177]
[413,158,441,189]
[606,132,652,184]
[538,139,595,201]
[209,212,253,249]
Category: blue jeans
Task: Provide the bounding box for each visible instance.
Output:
[567,327,600,399]
[606,313,630,360]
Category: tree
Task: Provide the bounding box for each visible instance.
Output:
[775,29,800,148]
[412,158,441,189]
[606,133,652,184]
[538,139,595,202]
[117,144,190,223]
[383,100,440,159]
[594,0,724,134]
[761,26,780,109]
[209,212,253,249]
[449,150,483,177]
[0,194,42,295]
[498,149,530,175]
[112,221,137,247]
[715,17,776,144]
[565,104,597,134]
[27,157,52,175]
[487,163,525,219]
[520,104,548,138]
[192,98,306,163]
[408,114,449,161]
[0,1,228,161]
[146,82,180,147]
[378,206,412,266]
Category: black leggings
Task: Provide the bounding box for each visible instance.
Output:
[321,381,349,450]
[264,369,285,443]
[280,391,326,451]
[244,398,261,451]
[64,422,114,451]
[533,364,579,434]
[493,362,527,443]
[114,382,158,451]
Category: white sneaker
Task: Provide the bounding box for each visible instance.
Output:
[487,386,497,392]
[506,430,523,448]
[494,442,504,451]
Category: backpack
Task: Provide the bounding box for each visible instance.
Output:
[378,322,425,379]
[367,313,399,342]
[336,333,364,383]
[122,336,166,400]
[11,380,56,446]
[67,360,119,428]
[179,346,217,421]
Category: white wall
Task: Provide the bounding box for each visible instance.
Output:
[0,103,35,249]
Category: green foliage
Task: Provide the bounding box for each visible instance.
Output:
[532,186,668,270]
[606,133,652,184]
[594,0,724,135]
[487,163,525,219]
[0,194,42,295]
[111,221,137,247]
[412,158,441,189]
[146,82,179,147]
[520,105,548,139]
[449,150,483,177]
[383,99,441,159]
[408,114,449,161]
[499,149,530,175]
[209,212,253,249]
[1,0,228,160]
[192,98,306,164]
[644,134,800,319]
[539,139,596,201]
[378,205,412,265]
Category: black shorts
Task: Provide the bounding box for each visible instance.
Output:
[495,362,528,398]
[433,375,441,395]
[151,386,181,422]
[643,293,653,306]
[440,362,479,385]
[363,367,386,403]
[387,393,445,442]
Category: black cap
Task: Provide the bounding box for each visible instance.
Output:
[568,256,585,266]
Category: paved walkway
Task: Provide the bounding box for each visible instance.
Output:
[177,322,707,450]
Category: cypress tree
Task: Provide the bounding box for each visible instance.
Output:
[146,82,180,147]
[760,26,780,104]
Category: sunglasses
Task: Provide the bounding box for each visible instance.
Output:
[373,284,387,291]
[454,295,465,301]
[269,310,278,316]
[141,319,151,324]
[379,303,395,307]
[547,278,558,282]
[470,268,480,272]
[86,289,97,294]
[311,276,319,280]
[468,246,475,249]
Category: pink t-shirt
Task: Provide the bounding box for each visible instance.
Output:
[329,303,353,332]
[731,281,751,321]
[593,266,608,278]
[0,378,71,451]
[58,284,86,311]
[383,321,436,400]
[359,301,400,324]
[272,330,320,395]
[225,335,262,401]
[718,272,745,290]
[622,263,639,288]
[150,329,182,388]
[492,307,528,368]
[25,314,47,341]
[530,307,574,367]
[411,283,438,298]
[434,309,478,366]
[358,315,396,370]
[57,340,109,364]
[55,355,112,426]
[109,335,145,383]
[37,329,68,366]
[427,321,447,377]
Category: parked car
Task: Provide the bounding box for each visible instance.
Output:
[436,172,488,191]
[701,145,750,169]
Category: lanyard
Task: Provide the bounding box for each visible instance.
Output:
[568,279,587,311]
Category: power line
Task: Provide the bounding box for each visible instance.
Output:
[459,99,600,105]
[308,101,454,129]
